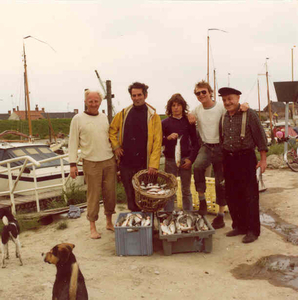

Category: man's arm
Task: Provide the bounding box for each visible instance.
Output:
[68,116,80,179]
[109,112,122,153]
[148,113,162,174]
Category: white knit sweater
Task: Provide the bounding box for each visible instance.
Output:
[68,112,114,163]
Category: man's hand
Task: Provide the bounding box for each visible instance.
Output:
[187,113,196,125]
[180,158,192,169]
[239,102,249,112]
[70,166,79,179]
[148,167,157,175]
[256,160,267,173]
[114,147,124,158]
[167,133,178,140]
[256,151,267,173]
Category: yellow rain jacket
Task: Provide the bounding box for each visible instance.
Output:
[109,103,162,170]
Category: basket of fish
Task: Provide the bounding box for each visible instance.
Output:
[157,210,215,256]
[114,212,153,256]
[132,169,178,212]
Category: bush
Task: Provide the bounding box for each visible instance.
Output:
[63,183,87,205]
[56,221,68,230]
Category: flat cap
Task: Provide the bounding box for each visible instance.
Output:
[218,87,242,96]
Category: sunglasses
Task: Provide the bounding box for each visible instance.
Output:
[195,90,207,96]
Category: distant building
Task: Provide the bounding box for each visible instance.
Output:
[5,105,78,121]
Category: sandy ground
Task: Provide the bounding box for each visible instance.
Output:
[1,168,298,300]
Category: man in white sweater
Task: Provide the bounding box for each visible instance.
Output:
[68,90,116,239]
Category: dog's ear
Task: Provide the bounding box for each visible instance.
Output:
[58,247,71,264]
[64,243,75,251]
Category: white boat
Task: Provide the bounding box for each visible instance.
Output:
[0,141,84,197]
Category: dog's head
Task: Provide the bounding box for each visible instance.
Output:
[43,243,75,265]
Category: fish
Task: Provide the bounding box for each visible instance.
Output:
[115,213,151,227]
[159,211,209,234]
[175,135,182,167]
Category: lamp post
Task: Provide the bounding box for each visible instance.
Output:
[292,46,296,123]
[228,73,231,87]
[207,28,228,84]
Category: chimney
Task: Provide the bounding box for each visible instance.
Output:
[42,107,45,113]
[8,110,11,115]
[17,106,19,111]
[74,109,78,114]
[13,108,16,112]
[35,104,38,111]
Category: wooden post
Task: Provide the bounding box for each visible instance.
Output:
[207,35,210,84]
[84,88,89,112]
[265,60,274,143]
[106,80,113,124]
[23,43,32,138]
[257,78,261,120]
[213,69,216,102]
[292,47,296,125]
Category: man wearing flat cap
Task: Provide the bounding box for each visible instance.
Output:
[219,86,268,243]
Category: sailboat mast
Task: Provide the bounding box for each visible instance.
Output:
[207,35,210,84]
[265,59,274,143]
[257,78,261,120]
[23,43,32,137]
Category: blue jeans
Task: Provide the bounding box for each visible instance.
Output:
[163,158,193,211]
[193,144,226,206]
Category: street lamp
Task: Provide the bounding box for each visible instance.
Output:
[228,73,231,87]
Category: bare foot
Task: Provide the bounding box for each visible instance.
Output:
[90,230,101,239]
[106,223,114,231]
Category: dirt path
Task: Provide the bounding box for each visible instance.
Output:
[0,169,298,300]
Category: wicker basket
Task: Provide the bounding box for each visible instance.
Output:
[132,169,178,212]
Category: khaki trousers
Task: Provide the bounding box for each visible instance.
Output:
[83,157,116,221]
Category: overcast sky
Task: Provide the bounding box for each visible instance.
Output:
[0,0,297,115]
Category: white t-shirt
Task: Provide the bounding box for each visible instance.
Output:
[192,102,225,144]
[68,112,114,163]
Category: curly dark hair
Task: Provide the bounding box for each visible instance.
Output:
[128,82,149,97]
[165,93,189,117]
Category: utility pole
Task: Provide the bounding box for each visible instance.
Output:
[292,46,296,125]
[213,69,216,101]
[257,78,261,120]
[94,71,114,123]
[106,80,113,124]
[207,35,210,84]
[265,58,275,144]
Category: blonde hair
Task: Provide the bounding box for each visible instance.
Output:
[84,89,103,101]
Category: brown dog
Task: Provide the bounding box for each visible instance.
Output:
[43,243,88,300]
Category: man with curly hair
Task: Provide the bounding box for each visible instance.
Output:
[109,82,162,211]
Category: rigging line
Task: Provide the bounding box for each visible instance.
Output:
[268,76,278,101]
[243,79,258,103]
[24,36,57,53]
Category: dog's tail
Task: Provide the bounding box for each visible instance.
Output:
[2,216,9,226]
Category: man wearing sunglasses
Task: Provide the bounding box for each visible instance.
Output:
[189,80,248,230]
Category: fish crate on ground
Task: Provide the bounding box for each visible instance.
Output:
[176,176,228,214]
[114,212,153,256]
[132,169,177,212]
[157,211,215,256]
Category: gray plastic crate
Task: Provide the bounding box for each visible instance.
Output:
[114,212,153,256]
[157,212,215,256]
